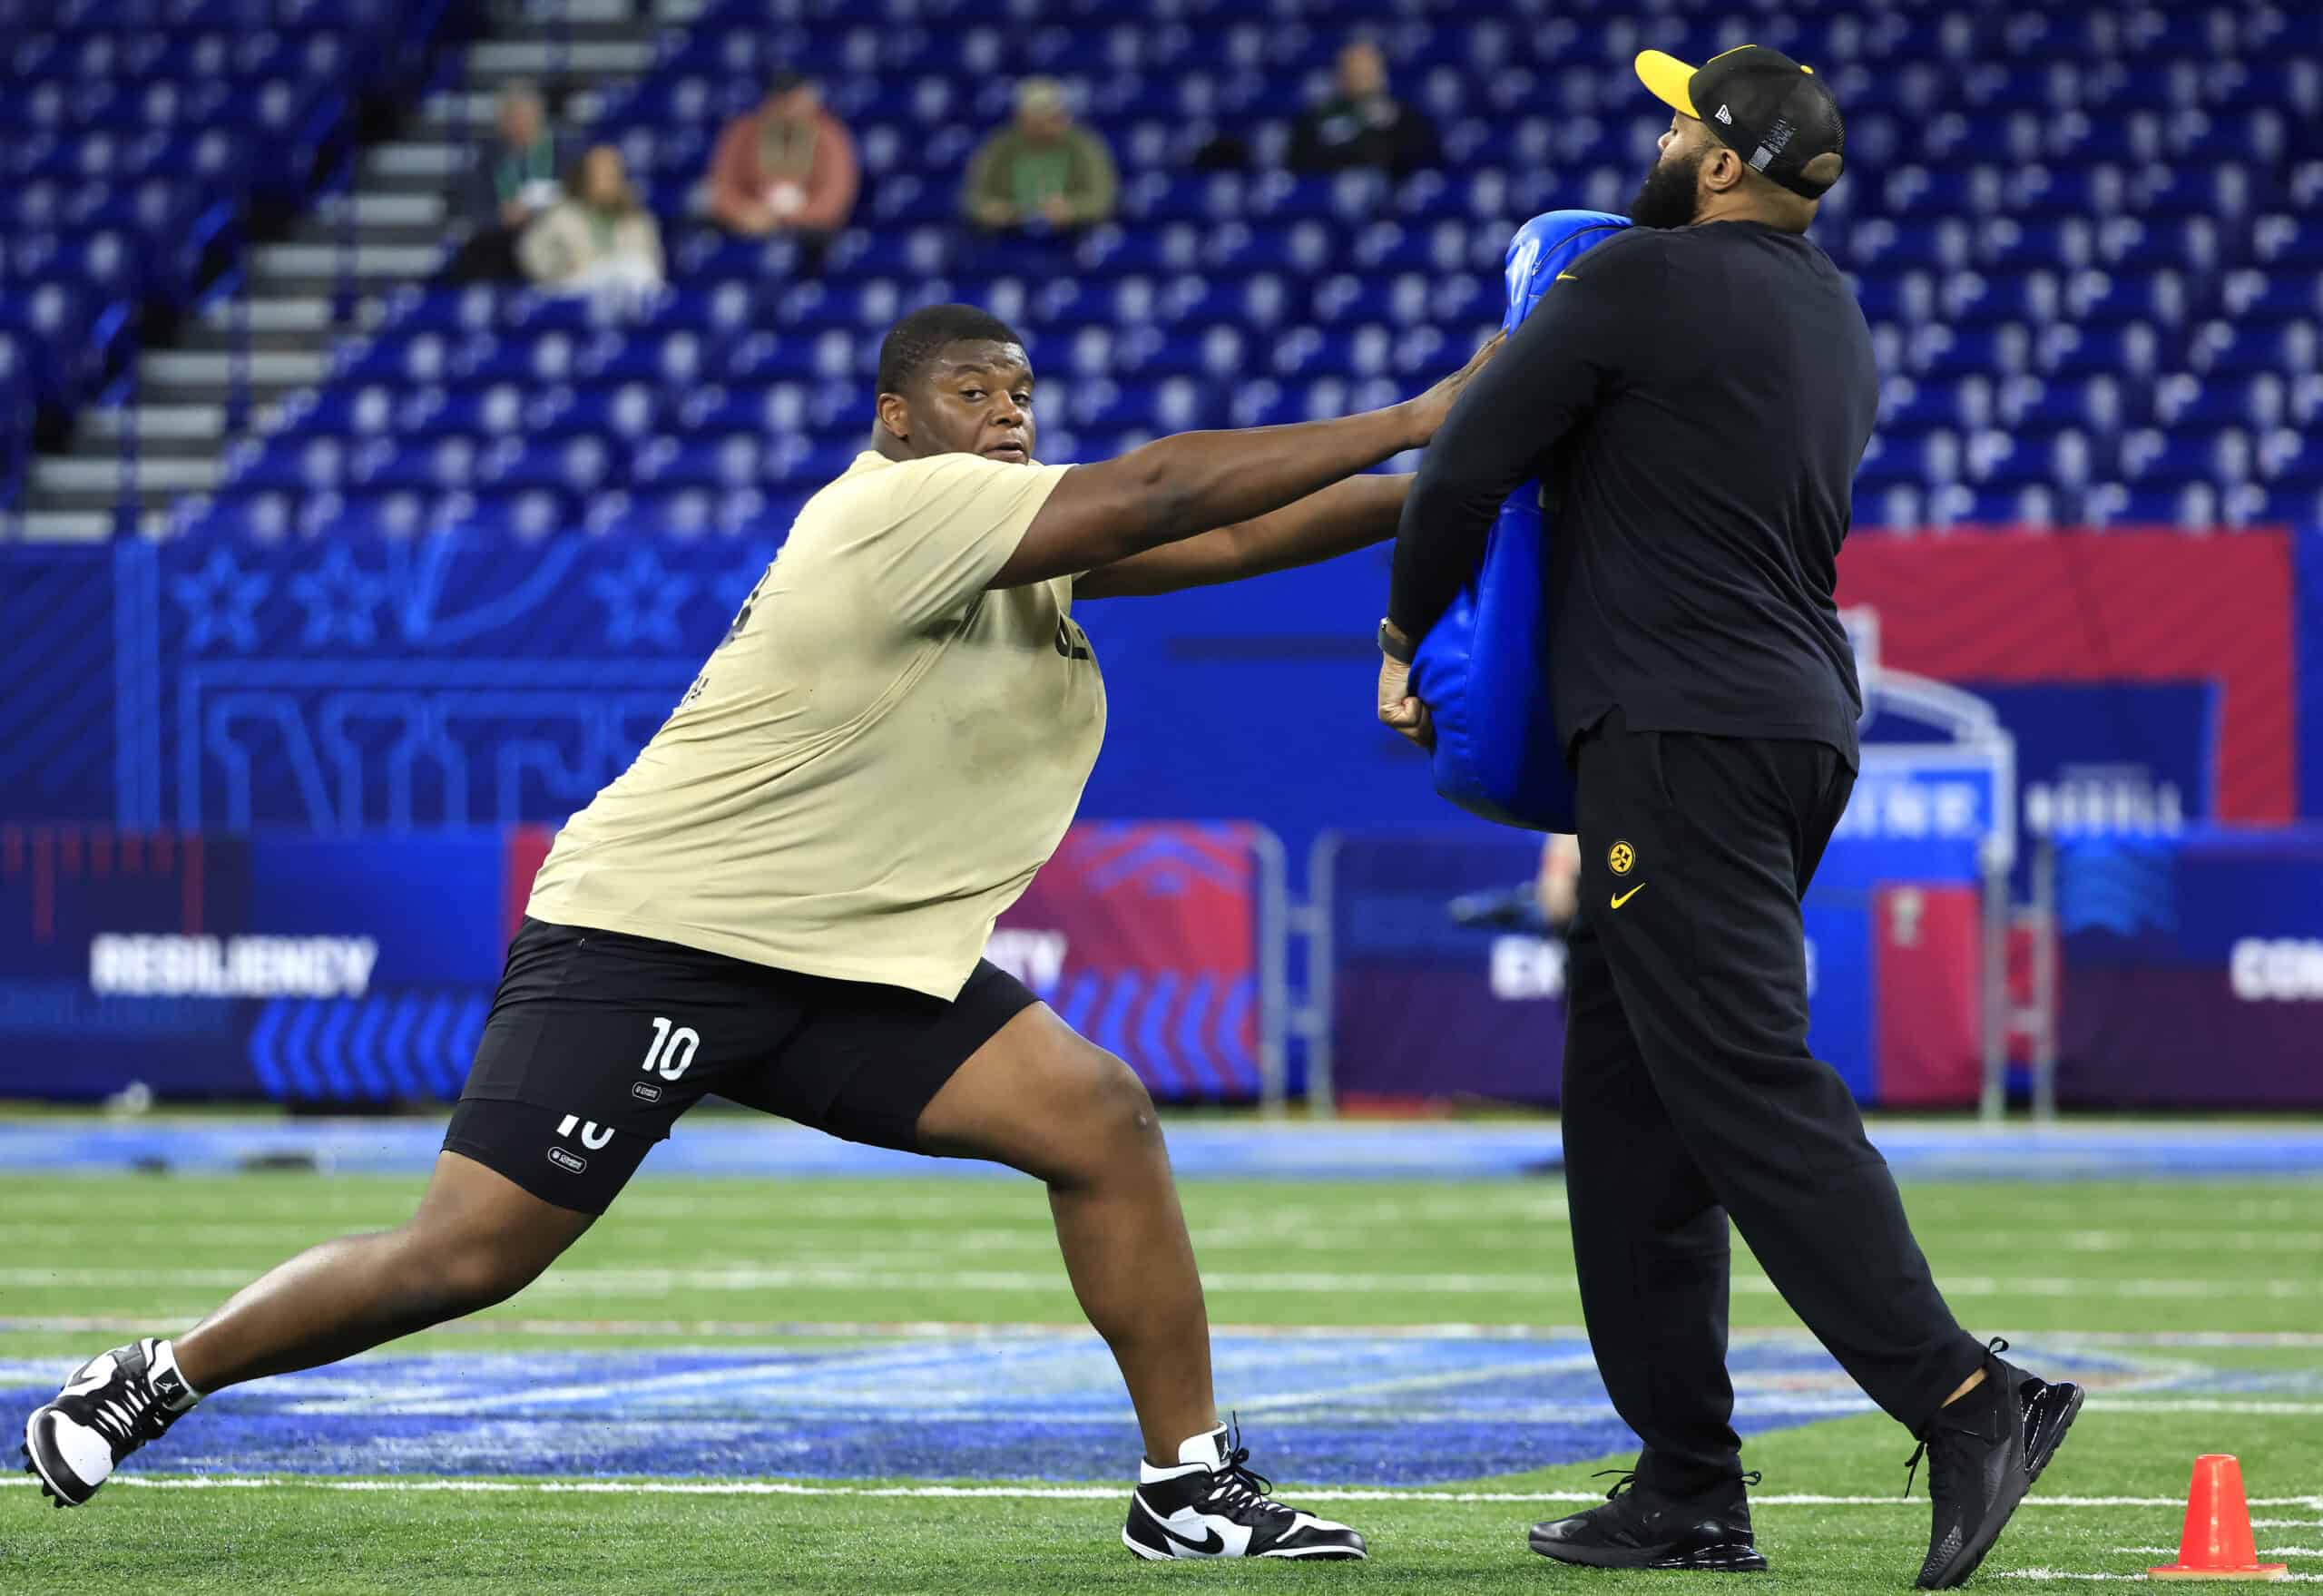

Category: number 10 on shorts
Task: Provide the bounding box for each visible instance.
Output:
[642,1016,700,1082]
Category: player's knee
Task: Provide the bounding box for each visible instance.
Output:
[1071,1050,1164,1165]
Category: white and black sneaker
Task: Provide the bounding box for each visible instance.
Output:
[22,1337,201,1506]
[1122,1418,1367,1561]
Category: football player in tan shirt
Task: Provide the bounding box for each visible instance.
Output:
[26,303,1495,1562]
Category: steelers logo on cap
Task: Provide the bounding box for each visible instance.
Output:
[1609,841,1636,876]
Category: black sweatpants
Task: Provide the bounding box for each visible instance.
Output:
[1562,710,1985,1497]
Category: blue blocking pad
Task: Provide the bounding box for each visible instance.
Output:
[1409,210,1632,833]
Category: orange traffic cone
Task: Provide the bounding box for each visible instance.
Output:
[2149,1455,2289,1581]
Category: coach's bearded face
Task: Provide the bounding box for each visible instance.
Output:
[1628,139,1710,230]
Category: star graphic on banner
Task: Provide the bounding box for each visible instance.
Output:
[590,547,695,648]
[171,547,271,653]
[288,543,390,647]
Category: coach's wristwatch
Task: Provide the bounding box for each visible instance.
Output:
[1377,618,1416,663]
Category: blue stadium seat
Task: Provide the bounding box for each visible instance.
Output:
[457,490,579,543]
[475,436,617,495]
[2063,269,2189,328]
[275,384,400,438]
[2252,215,2323,271]
[376,289,498,339]
[2193,319,2322,379]
[344,436,479,495]
[16,0,2297,530]
[1881,376,1982,434]
[708,330,805,385]
[1977,217,2093,272]
[2038,323,2162,382]
[392,385,535,441]
[2115,429,2229,488]
[2258,428,2323,486]
[630,434,767,492]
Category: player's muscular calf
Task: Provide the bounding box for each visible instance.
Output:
[915,1004,1216,1466]
[170,1153,592,1392]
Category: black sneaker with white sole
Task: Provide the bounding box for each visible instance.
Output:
[1529,1469,1769,1572]
[1123,1419,1366,1561]
[1908,1338,2084,1589]
[22,1337,201,1507]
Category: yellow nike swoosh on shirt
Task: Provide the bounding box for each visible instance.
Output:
[1610,884,1646,909]
[1555,272,1580,281]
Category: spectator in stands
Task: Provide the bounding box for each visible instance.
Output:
[518,145,665,298]
[1288,38,1440,177]
[963,77,1118,233]
[707,72,859,245]
[445,82,561,284]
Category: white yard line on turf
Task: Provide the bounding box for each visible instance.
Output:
[5,1479,2319,1509]
[2115,1548,2323,1559]
[2099,1400,2323,1415]
[2002,1573,2323,1584]
[6,1267,2323,1299]
[12,1224,2323,1255]
[10,1316,2323,1349]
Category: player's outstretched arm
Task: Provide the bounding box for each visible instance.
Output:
[990,335,1501,591]
[1073,474,1410,600]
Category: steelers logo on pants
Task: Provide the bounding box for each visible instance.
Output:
[1608,841,1636,876]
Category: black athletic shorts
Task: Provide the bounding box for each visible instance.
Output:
[441,917,1041,1214]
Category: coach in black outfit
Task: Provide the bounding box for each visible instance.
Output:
[1377,46,2083,1588]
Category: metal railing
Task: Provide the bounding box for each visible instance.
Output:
[1285,830,1342,1117]
[1979,836,2061,1124]
[1249,822,1293,1117]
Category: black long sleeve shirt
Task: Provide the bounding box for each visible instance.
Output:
[1389,220,1877,766]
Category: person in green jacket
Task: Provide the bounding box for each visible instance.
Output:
[964,77,1118,232]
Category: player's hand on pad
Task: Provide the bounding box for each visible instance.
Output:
[1403,331,1506,447]
[1377,648,1434,751]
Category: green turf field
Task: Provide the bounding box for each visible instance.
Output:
[5,1159,2320,1593]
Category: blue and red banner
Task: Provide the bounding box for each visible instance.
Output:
[1837,532,2298,831]
[993,823,1267,1102]
[1323,830,1987,1110]
[0,820,1269,1105]
[2056,827,2323,1107]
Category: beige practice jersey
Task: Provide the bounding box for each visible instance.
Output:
[526,450,1108,998]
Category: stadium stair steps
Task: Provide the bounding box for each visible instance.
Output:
[16,0,680,541]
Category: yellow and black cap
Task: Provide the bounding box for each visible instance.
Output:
[1635,44,1846,200]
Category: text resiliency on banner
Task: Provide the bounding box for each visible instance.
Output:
[89,935,381,998]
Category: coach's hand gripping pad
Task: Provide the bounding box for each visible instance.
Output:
[1408,209,1632,832]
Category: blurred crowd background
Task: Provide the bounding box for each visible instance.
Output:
[0,0,2318,541]
[2,0,2321,1119]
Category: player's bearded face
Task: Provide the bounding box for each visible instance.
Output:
[1628,141,1708,230]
